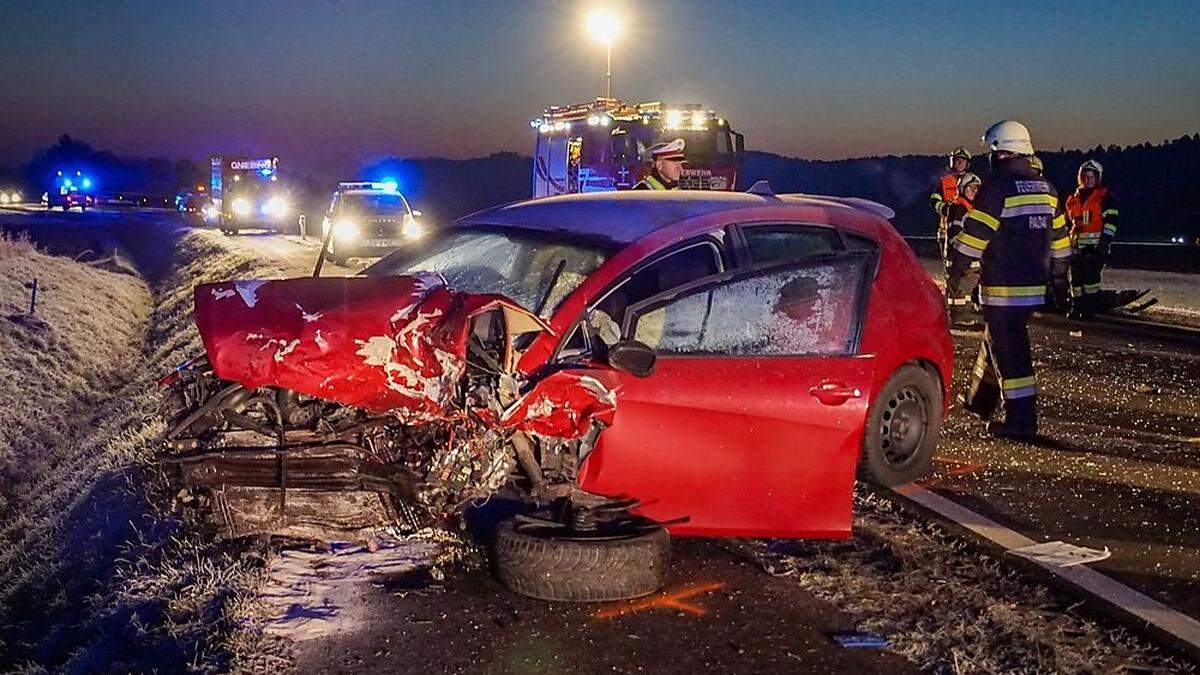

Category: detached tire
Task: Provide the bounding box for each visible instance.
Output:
[493,519,670,602]
[860,364,942,486]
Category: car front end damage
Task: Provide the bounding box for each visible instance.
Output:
[159,273,619,543]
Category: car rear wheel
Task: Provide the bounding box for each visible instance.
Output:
[493,513,670,602]
[859,364,942,486]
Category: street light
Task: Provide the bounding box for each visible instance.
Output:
[586,9,620,99]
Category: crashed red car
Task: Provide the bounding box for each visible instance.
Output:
[162,189,953,601]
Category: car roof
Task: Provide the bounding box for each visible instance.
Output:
[458,191,894,246]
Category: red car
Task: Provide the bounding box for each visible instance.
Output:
[164,189,952,601]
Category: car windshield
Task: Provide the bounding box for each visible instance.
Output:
[342,193,408,215]
[365,228,610,316]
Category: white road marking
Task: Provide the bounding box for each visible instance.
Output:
[892,483,1200,651]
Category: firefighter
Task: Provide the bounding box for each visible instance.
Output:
[951,120,1072,440]
[1064,159,1119,320]
[634,139,685,190]
[944,171,982,327]
[931,146,972,221]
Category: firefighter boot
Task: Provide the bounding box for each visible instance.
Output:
[1068,294,1095,321]
[950,302,981,329]
[987,396,1038,441]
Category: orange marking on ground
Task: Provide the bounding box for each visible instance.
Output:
[592,581,725,620]
[919,457,986,491]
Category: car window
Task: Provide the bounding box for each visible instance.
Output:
[742,224,844,264]
[628,254,869,357]
[585,240,723,348]
[845,233,879,251]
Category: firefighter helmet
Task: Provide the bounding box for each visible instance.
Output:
[948,146,971,168]
[957,172,981,193]
[1078,159,1103,184]
[981,120,1034,156]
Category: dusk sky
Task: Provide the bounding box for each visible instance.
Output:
[2,0,1198,180]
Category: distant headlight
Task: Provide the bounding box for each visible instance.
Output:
[262,196,290,218]
[402,213,424,239]
[231,197,251,217]
[334,219,359,242]
[0,193,10,205]
[202,204,219,221]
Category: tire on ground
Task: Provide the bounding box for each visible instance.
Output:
[493,519,671,602]
[859,363,943,486]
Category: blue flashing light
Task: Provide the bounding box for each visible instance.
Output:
[63,178,73,188]
[81,178,92,190]
[259,168,274,177]
[380,179,399,193]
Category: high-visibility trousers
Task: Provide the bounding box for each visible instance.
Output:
[964,305,1038,431]
[1070,246,1105,298]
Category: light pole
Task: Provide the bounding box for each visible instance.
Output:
[586,9,620,99]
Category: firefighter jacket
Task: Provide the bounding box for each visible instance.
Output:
[929,172,961,217]
[944,195,973,241]
[1065,187,1118,247]
[950,156,1072,308]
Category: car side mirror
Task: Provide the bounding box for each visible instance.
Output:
[608,339,656,378]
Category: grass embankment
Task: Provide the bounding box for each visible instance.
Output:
[0,228,290,671]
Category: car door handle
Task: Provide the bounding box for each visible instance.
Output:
[809,382,861,406]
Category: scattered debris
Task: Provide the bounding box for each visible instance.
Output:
[1009,541,1113,568]
[829,631,890,649]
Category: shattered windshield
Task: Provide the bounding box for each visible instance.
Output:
[365,228,609,316]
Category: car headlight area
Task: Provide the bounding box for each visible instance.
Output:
[231,197,252,217]
[333,219,359,242]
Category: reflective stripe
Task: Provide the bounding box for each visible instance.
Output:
[956,232,989,252]
[981,285,1045,297]
[1000,203,1055,218]
[1052,214,1067,228]
[1084,283,1102,293]
[931,192,945,202]
[948,297,972,306]
[1051,235,1071,250]
[1003,194,1057,208]
[1102,209,1119,218]
[952,240,984,258]
[1075,232,1102,244]
[1103,224,1118,236]
[1051,246,1072,259]
[1002,375,1036,390]
[1003,385,1037,400]
[966,209,1000,230]
[980,293,1044,307]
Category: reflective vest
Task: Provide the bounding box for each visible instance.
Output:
[939,173,960,203]
[1065,187,1108,246]
[637,174,670,190]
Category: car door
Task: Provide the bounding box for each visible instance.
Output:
[577,252,877,539]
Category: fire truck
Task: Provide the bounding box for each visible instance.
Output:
[530,98,744,197]
[209,156,292,235]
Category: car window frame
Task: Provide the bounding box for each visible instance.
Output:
[552,232,731,361]
[621,249,879,359]
[728,220,854,268]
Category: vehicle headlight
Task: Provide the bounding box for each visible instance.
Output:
[402,213,424,239]
[0,193,10,205]
[202,204,219,221]
[333,219,359,241]
[262,196,289,218]
[231,197,251,217]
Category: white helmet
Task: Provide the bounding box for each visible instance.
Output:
[957,172,981,193]
[1078,159,1103,183]
[981,120,1034,156]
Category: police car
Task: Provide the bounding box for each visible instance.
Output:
[321,181,424,266]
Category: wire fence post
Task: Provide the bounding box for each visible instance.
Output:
[26,278,38,314]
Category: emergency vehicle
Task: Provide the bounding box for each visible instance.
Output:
[319,181,424,266]
[530,98,744,197]
[209,156,292,234]
[46,170,96,211]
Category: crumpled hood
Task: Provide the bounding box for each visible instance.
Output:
[194,273,552,419]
